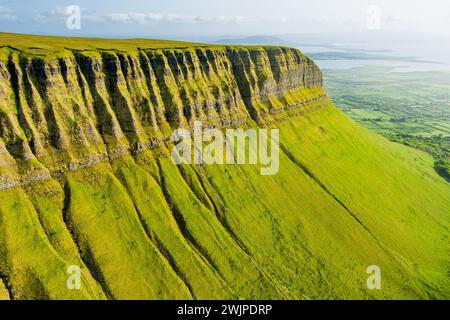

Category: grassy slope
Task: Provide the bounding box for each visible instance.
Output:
[323,66,450,180]
[0,281,8,300]
[195,103,450,299]
[0,186,105,300]
[0,32,202,52]
[1,100,449,299]
[0,32,280,58]
[0,33,448,299]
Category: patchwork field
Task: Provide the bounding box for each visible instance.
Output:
[324,66,450,181]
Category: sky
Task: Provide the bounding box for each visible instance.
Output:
[0,0,449,39]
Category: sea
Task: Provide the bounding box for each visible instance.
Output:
[298,42,450,72]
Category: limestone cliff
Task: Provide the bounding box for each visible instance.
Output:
[0,44,324,190]
[2,35,447,301]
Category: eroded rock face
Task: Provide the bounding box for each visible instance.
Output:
[0,46,325,189]
[1,38,449,302]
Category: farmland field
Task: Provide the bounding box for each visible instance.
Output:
[323,66,450,181]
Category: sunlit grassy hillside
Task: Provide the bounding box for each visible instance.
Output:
[0,33,448,300]
[1,102,449,299]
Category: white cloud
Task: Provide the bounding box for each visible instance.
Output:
[33,6,105,24]
[83,15,107,23]
[104,12,286,25]
[0,6,17,21]
[33,6,67,23]
[31,6,287,26]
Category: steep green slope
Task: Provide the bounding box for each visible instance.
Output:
[0,33,449,300]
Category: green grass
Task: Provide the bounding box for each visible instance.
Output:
[0,185,105,299]
[0,35,448,299]
[0,32,286,59]
[324,66,450,138]
[64,162,193,299]
[324,66,450,181]
[0,278,8,300]
[0,32,203,54]
[1,102,449,299]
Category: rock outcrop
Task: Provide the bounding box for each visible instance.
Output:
[0,45,324,189]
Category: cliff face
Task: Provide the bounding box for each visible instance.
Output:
[1,36,449,301]
[0,46,324,189]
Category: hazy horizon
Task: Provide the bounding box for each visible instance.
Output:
[1,0,450,40]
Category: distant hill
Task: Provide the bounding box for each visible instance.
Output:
[213,35,295,46]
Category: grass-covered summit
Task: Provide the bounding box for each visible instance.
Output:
[0,32,285,58]
[0,32,204,52]
[0,33,449,300]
